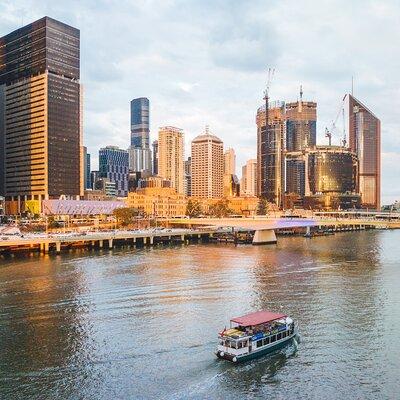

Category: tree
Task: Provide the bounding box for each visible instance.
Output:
[256,197,268,216]
[186,199,202,218]
[208,199,233,218]
[113,207,140,226]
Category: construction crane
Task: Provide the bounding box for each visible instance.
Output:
[325,94,347,147]
[263,68,275,126]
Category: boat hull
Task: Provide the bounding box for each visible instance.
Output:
[216,333,298,363]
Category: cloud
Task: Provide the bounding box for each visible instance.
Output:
[1,0,399,203]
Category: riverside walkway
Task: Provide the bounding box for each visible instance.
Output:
[0,228,219,254]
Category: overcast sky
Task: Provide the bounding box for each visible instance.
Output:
[1,0,399,204]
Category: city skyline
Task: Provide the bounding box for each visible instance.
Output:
[0,1,398,204]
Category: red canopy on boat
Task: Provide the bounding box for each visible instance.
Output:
[231,311,286,327]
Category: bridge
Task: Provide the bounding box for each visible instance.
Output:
[167,215,400,244]
[168,217,318,244]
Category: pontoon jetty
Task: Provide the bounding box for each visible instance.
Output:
[216,310,299,362]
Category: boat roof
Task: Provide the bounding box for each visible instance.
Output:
[231,311,287,327]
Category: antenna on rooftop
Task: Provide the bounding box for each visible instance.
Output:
[205,125,210,135]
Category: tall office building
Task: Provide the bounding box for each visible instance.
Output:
[191,128,224,198]
[256,102,285,206]
[99,146,129,197]
[347,94,381,209]
[0,17,82,213]
[158,126,184,194]
[82,146,91,190]
[129,97,151,173]
[152,140,158,175]
[184,157,192,197]
[285,91,317,199]
[241,159,257,196]
[224,148,236,175]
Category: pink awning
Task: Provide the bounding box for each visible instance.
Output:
[231,311,286,327]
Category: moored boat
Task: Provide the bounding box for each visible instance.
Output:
[215,310,299,363]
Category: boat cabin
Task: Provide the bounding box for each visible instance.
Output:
[217,310,296,361]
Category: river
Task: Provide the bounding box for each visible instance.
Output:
[1,230,399,399]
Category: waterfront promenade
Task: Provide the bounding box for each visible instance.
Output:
[2,213,399,255]
[0,228,219,254]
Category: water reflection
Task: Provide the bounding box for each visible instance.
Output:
[0,231,399,399]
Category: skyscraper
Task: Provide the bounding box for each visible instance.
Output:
[0,17,82,213]
[152,140,159,175]
[129,97,151,173]
[158,126,184,194]
[191,128,224,199]
[82,147,91,190]
[184,157,192,197]
[347,94,381,209]
[99,146,129,197]
[256,102,285,206]
[241,159,257,196]
[224,148,236,175]
[285,90,317,198]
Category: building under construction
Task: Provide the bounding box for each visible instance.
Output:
[304,145,360,210]
[256,101,285,207]
[285,89,317,198]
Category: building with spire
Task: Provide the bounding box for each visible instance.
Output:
[347,94,381,209]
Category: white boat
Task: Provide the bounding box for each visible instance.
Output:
[215,310,300,362]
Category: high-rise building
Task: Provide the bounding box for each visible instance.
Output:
[304,145,360,210]
[347,94,381,209]
[224,148,236,175]
[256,102,285,206]
[241,159,257,196]
[191,128,224,198]
[0,17,82,213]
[82,146,91,190]
[158,126,184,194]
[184,157,192,197]
[152,140,159,175]
[99,146,129,197]
[285,90,317,199]
[129,97,151,173]
[90,170,100,190]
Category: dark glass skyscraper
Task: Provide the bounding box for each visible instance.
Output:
[129,97,151,173]
[348,95,380,209]
[256,102,285,207]
[99,146,129,197]
[0,16,82,213]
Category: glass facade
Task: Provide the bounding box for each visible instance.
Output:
[286,157,306,196]
[99,146,129,197]
[0,16,81,204]
[130,97,151,173]
[348,95,380,209]
[307,147,358,195]
[256,103,285,206]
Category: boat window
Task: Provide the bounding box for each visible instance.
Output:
[271,335,276,343]
[262,338,267,346]
[257,339,263,348]
[266,336,270,344]
[277,333,282,340]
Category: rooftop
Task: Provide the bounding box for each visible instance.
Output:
[231,310,287,327]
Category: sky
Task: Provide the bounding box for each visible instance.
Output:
[1,0,400,204]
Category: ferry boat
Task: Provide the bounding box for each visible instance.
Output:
[215,310,300,363]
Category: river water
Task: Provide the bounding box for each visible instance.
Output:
[0,230,399,399]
